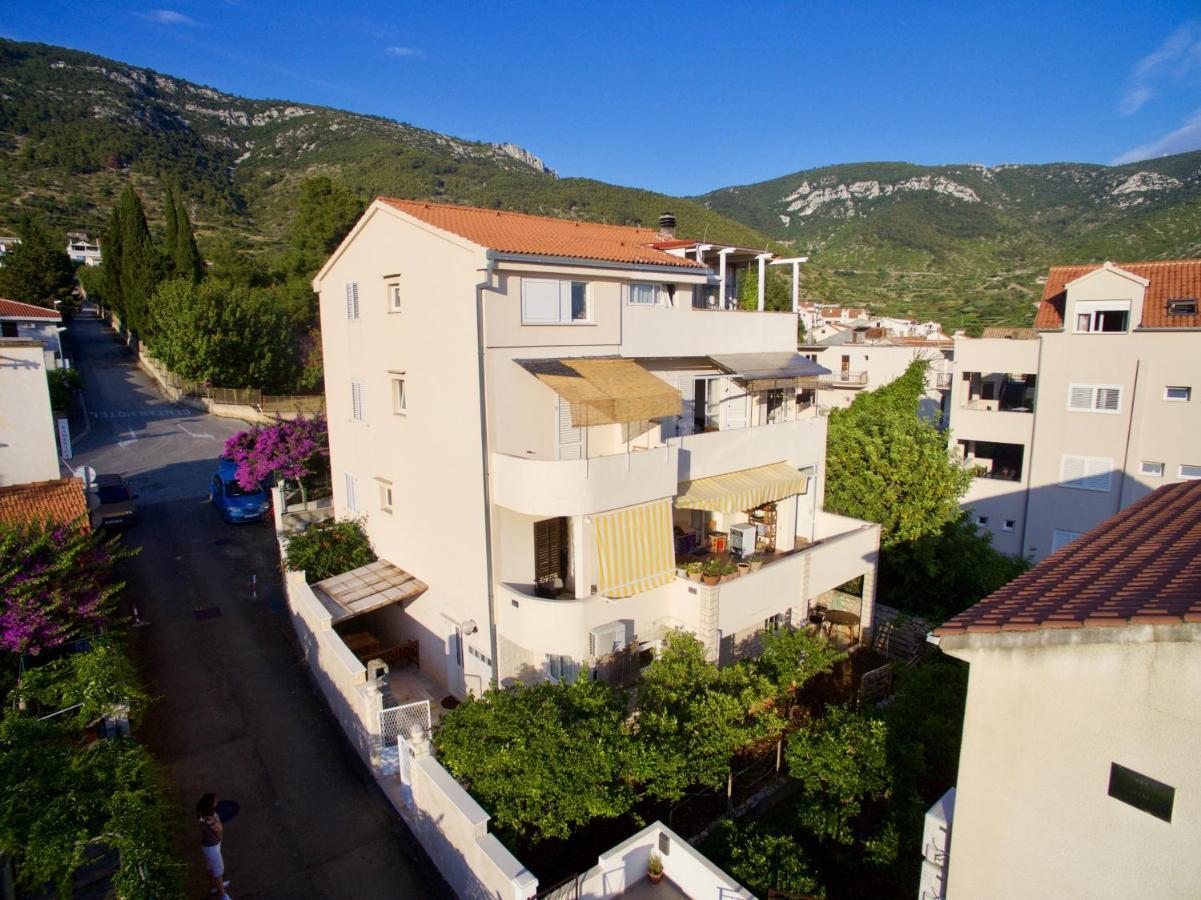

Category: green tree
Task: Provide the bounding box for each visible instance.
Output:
[824,360,971,548]
[632,632,781,801]
[785,705,891,844]
[705,821,825,899]
[107,185,163,337]
[755,627,846,712]
[0,216,76,313]
[878,513,1029,620]
[736,266,791,312]
[164,180,203,283]
[284,518,376,582]
[434,678,638,843]
[46,367,83,411]
[287,176,364,273]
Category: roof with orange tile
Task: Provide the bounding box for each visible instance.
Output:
[0,478,89,531]
[0,298,62,320]
[379,199,706,269]
[1034,259,1201,330]
[935,481,1201,637]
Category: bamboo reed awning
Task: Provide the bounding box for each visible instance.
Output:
[313,559,428,624]
[517,357,682,426]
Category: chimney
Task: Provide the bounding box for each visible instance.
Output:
[658,212,677,240]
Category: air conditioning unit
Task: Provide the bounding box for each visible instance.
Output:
[730,523,759,558]
[589,621,629,657]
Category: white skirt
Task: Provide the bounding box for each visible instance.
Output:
[202,842,224,876]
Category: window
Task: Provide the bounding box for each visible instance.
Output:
[763,613,784,632]
[1181,465,1201,481]
[345,282,360,320]
[1164,386,1191,402]
[533,517,569,597]
[1167,298,1198,316]
[1067,384,1121,413]
[1073,302,1129,333]
[391,375,406,414]
[378,483,393,513]
[351,381,365,422]
[386,281,401,313]
[627,283,659,306]
[1051,529,1083,553]
[521,279,590,324]
[976,515,990,527]
[1141,461,1165,477]
[1060,455,1114,492]
[548,654,574,682]
[344,472,360,513]
[1002,519,1016,532]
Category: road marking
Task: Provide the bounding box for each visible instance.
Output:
[89,408,191,419]
[118,428,138,447]
[178,422,215,440]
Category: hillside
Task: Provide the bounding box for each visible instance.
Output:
[0,39,776,254]
[698,155,1201,330]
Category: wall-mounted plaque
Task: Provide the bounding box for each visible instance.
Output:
[1108,762,1174,823]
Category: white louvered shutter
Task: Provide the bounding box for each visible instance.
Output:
[344,473,359,513]
[1068,385,1093,410]
[1095,387,1120,412]
[1061,455,1112,491]
[345,282,360,320]
[556,398,583,460]
[351,381,365,422]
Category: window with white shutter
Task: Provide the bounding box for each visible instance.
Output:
[1060,455,1113,492]
[1066,384,1121,414]
[344,473,359,513]
[1051,529,1083,553]
[351,381,365,422]
[345,282,360,320]
[521,279,590,324]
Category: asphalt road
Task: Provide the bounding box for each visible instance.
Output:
[67,310,447,899]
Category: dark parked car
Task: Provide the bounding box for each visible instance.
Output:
[89,474,138,528]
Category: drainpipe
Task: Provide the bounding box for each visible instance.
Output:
[475,254,502,687]
[1017,335,1044,559]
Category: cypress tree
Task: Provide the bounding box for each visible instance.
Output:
[115,185,162,338]
[163,180,180,271]
[172,191,204,284]
[100,201,125,318]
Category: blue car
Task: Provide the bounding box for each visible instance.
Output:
[209,459,271,524]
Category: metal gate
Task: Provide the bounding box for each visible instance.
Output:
[379,699,431,747]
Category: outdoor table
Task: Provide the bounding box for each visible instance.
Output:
[823,609,861,643]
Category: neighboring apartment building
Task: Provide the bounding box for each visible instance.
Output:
[0,298,65,367]
[314,200,880,697]
[930,481,1201,898]
[799,324,953,421]
[66,233,102,267]
[0,337,61,485]
[949,260,1201,560]
[0,235,18,264]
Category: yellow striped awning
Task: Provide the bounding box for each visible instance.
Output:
[592,498,676,599]
[675,462,810,514]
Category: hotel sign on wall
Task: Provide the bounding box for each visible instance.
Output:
[1108,762,1174,823]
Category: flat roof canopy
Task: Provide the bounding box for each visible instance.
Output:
[710,352,830,384]
[313,559,428,624]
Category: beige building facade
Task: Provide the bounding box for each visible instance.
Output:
[0,338,61,486]
[950,260,1201,560]
[315,200,880,697]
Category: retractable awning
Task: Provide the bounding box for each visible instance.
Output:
[518,357,682,426]
[676,462,810,514]
[312,559,428,624]
[592,498,676,599]
[709,352,830,388]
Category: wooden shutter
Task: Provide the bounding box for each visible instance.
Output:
[534,518,566,585]
[346,282,360,320]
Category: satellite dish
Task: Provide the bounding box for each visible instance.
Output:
[77,466,97,489]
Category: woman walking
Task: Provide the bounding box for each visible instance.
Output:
[197,793,232,899]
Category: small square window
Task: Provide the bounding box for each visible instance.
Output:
[391,376,406,414]
[1141,461,1164,477]
[387,282,401,313]
[1002,519,1016,532]
[1180,465,1201,481]
[1164,386,1191,402]
[975,515,989,527]
[1167,298,1198,315]
[379,483,393,513]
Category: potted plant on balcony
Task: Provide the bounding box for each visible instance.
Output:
[736,559,752,577]
[748,553,764,572]
[686,560,704,582]
[721,563,739,583]
[647,851,664,885]
[701,558,723,586]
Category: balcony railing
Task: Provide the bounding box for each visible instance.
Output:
[820,371,869,387]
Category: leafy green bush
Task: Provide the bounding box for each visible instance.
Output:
[704,820,824,899]
[285,518,376,582]
[46,366,83,410]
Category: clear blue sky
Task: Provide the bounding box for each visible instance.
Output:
[5,1,1201,195]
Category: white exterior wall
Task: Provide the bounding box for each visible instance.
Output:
[943,630,1201,899]
[811,343,951,420]
[1,318,63,366]
[0,340,61,485]
[317,206,493,696]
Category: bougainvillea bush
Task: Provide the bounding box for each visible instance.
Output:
[0,520,132,657]
[223,415,329,498]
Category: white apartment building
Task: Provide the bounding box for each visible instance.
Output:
[0,297,65,368]
[800,324,954,421]
[931,481,1201,899]
[0,337,61,486]
[314,201,880,697]
[66,234,102,267]
[949,260,1201,560]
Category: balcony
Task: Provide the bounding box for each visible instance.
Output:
[935,371,953,389]
[667,417,826,483]
[491,444,678,517]
[820,370,869,388]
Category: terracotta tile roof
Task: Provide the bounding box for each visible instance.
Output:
[935,481,1201,637]
[1034,259,1201,330]
[0,478,89,531]
[0,298,62,320]
[379,199,706,269]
